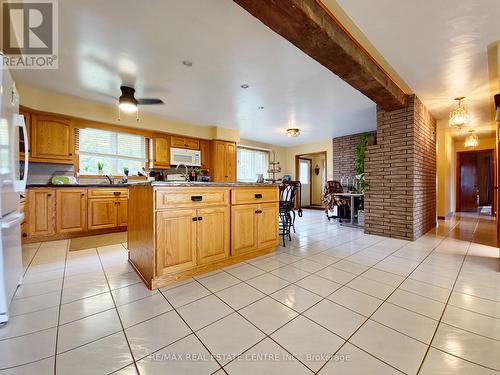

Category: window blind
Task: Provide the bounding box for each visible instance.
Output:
[237,147,270,182]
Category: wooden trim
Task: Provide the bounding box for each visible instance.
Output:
[295,151,328,208]
[23,227,126,244]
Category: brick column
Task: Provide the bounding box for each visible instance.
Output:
[364,95,437,240]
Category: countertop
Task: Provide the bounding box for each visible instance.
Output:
[27,182,279,188]
[27,183,129,188]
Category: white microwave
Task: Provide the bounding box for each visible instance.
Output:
[170,147,201,167]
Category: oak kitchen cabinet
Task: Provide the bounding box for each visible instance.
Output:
[128,184,278,289]
[56,189,87,233]
[30,114,73,163]
[199,140,211,170]
[153,133,170,168]
[211,140,236,182]
[27,189,56,237]
[170,136,200,150]
[87,189,128,230]
[24,187,128,242]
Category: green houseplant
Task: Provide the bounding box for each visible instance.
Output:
[97,161,104,175]
[354,133,368,193]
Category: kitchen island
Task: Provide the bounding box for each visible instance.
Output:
[128,182,280,289]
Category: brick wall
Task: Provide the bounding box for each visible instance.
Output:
[364,95,436,240]
[332,134,362,181]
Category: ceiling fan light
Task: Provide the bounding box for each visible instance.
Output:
[119,97,137,113]
[286,128,300,137]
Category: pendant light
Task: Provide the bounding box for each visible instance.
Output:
[449,97,469,128]
[464,130,479,148]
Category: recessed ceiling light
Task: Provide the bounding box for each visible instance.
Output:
[258,106,264,110]
[182,60,193,67]
[240,84,249,89]
[286,128,300,137]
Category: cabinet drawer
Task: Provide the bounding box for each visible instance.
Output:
[231,188,278,205]
[156,188,229,209]
[170,136,199,150]
[88,188,129,199]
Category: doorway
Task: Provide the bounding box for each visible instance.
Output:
[295,152,327,209]
[457,149,494,214]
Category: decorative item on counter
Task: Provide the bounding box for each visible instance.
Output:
[256,174,264,183]
[314,164,320,176]
[122,167,129,183]
[266,151,282,183]
[190,167,202,182]
[97,161,104,175]
[282,175,291,182]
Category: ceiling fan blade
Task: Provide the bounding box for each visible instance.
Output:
[137,98,164,105]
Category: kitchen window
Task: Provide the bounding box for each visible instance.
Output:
[77,128,148,175]
[237,146,269,182]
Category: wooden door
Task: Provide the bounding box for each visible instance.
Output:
[231,204,258,255]
[199,140,211,170]
[225,142,236,182]
[257,203,279,248]
[153,134,170,168]
[27,189,55,236]
[56,189,87,233]
[31,115,73,162]
[88,199,118,230]
[197,206,229,264]
[117,198,128,227]
[156,209,197,275]
[458,152,478,212]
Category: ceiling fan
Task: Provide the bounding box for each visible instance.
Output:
[118,85,164,119]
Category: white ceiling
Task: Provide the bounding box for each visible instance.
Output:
[12,0,376,146]
[335,0,500,128]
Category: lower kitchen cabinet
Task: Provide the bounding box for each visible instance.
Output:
[27,189,55,237]
[56,189,87,233]
[156,209,198,276]
[231,202,279,256]
[197,206,230,265]
[117,198,128,226]
[88,199,117,230]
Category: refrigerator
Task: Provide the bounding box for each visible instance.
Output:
[0,58,28,324]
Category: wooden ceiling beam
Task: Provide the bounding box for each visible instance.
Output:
[234,0,408,111]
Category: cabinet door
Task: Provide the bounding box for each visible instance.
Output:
[27,189,55,236]
[56,189,87,233]
[88,199,117,230]
[117,198,128,227]
[31,115,73,162]
[225,142,236,182]
[153,134,170,168]
[211,141,226,182]
[156,209,197,276]
[197,207,229,265]
[231,204,258,256]
[171,136,199,150]
[258,203,279,249]
[199,140,211,170]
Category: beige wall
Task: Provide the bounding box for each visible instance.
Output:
[283,139,333,180]
[437,124,496,217]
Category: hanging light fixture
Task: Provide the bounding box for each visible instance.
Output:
[286,128,300,137]
[464,130,479,148]
[449,96,469,128]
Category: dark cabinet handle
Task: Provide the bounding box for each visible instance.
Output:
[22,233,27,238]
[47,194,52,197]
[192,217,198,221]
[81,193,85,196]
[113,192,121,196]
[255,210,262,214]
[198,217,203,221]
[255,194,263,199]
[191,196,202,202]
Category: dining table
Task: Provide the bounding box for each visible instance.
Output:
[333,192,364,227]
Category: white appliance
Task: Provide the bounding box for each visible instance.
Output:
[0,60,28,324]
[170,147,201,167]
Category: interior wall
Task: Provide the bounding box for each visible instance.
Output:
[284,139,334,181]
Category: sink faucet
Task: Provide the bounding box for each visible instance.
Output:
[104,174,114,184]
[175,163,189,181]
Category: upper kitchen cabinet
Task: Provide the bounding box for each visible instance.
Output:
[211,140,236,182]
[170,136,199,150]
[199,140,211,170]
[31,114,74,163]
[153,133,170,168]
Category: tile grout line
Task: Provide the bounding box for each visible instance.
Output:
[53,240,70,375]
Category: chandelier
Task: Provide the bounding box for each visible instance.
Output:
[464,130,479,148]
[286,128,300,137]
[449,97,469,128]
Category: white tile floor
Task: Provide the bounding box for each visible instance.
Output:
[1,209,499,374]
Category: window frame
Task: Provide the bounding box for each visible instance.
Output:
[236,145,270,183]
[75,126,150,177]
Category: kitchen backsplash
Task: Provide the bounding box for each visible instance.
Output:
[27,162,74,184]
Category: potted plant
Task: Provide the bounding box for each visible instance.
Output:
[97,161,104,175]
[122,167,129,183]
[355,133,368,225]
[190,167,202,181]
